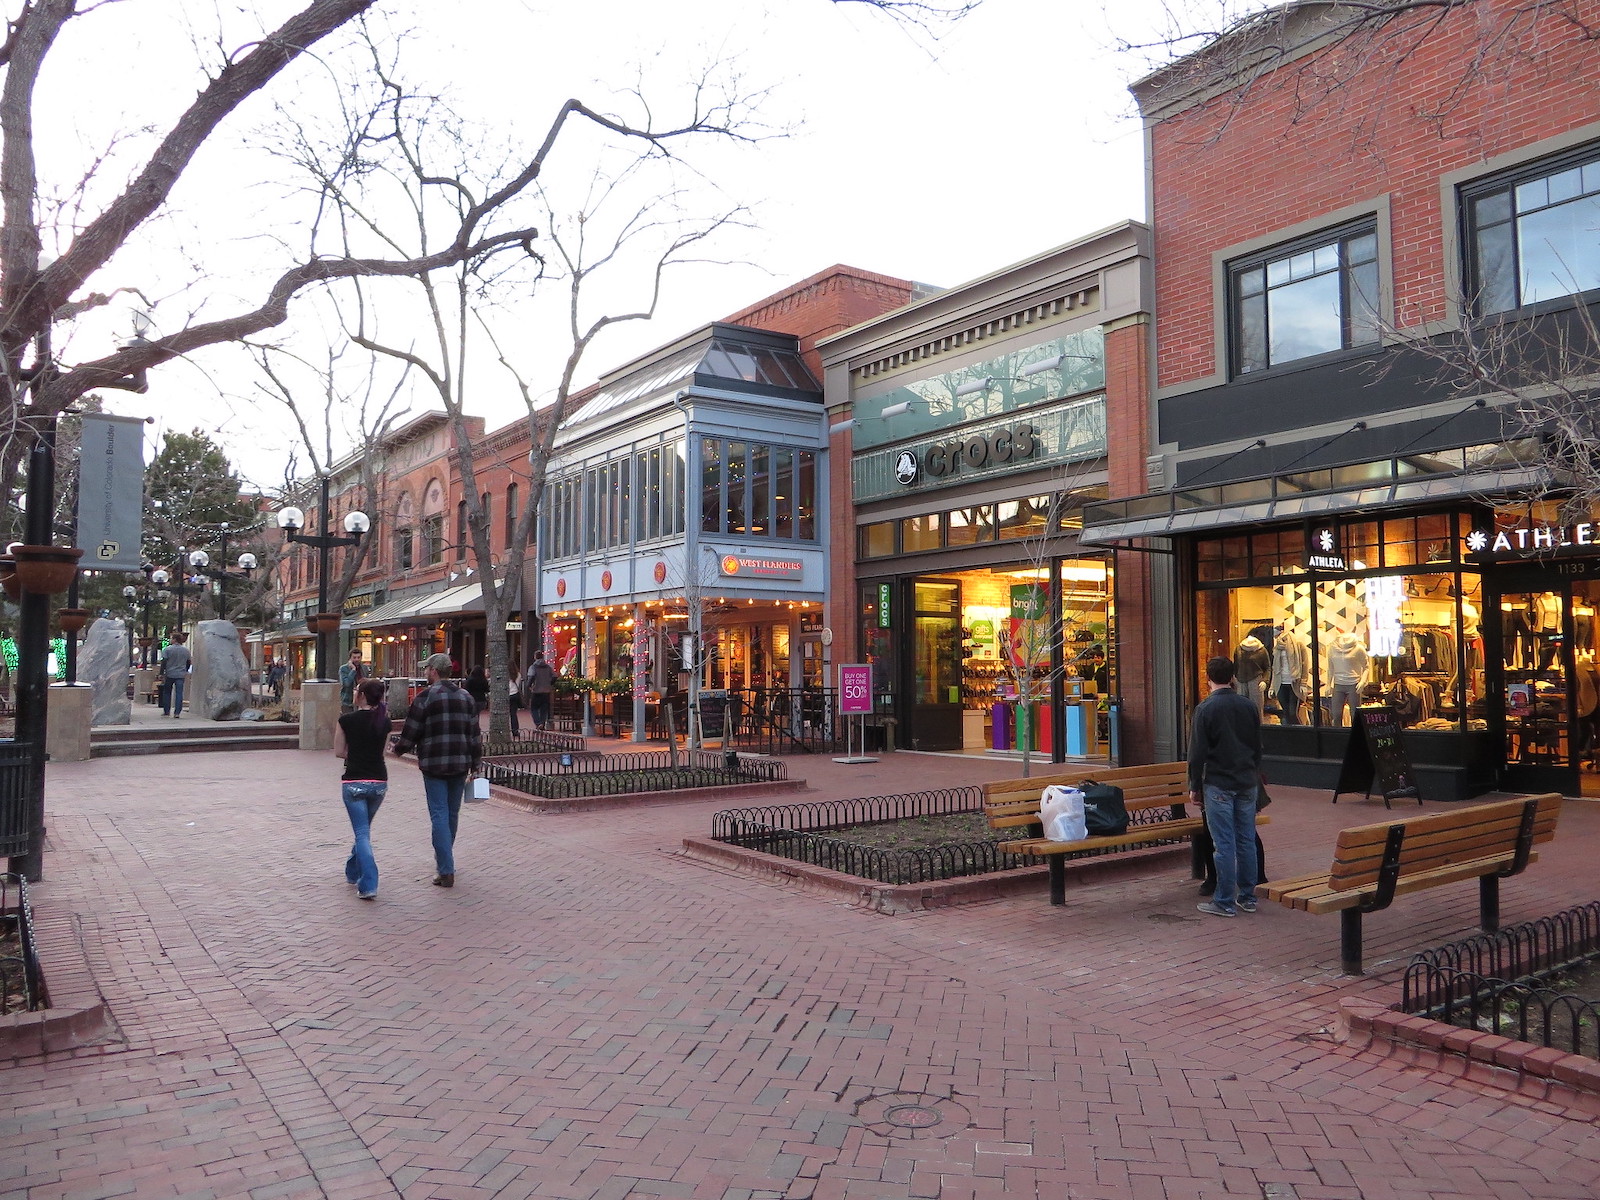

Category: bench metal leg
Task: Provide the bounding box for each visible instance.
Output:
[1340,909,1364,975]
[1480,875,1500,933]
[1049,856,1066,906]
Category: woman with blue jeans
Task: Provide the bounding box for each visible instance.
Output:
[333,679,390,900]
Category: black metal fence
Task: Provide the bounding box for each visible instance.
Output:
[482,749,788,800]
[1401,900,1600,1060]
[482,727,587,757]
[0,740,34,858]
[1,871,42,1013]
[722,688,840,755]
[711,786,1043,885]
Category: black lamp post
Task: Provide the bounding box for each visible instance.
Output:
[187,524,258,620]
[278,476,369,682]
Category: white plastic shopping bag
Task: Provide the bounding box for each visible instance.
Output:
[469,775,491,802]
[1039,785,1087,842]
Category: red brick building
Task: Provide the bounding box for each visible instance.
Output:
[1084,0,1600,797]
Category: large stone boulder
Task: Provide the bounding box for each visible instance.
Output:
[80,617,130,726]
[192,619,251,721]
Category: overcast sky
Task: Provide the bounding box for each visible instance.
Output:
[42,0,1254,491]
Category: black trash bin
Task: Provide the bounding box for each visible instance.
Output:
[0,740,36,860]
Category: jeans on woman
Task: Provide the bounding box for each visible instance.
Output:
[342,781,387,896]
[1203,782,1258,911]
[424,773,467,875]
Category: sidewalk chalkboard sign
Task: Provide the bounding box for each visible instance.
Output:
[697,690,729,741]
[1332,705,1423,807]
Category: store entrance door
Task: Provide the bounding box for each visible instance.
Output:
[1489,571,1600,797]
[908,577,963,751]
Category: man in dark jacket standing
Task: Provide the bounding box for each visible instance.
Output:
[393,652,481,888]
[1188,656,1263,918]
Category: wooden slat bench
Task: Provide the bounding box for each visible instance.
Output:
[986,762,1267,907]
[1260,793,1563,975]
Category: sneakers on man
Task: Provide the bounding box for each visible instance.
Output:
[357,892,376,901]
[1237,898,1258,913]
[432,874,454,888]
[1196,901,1236,918]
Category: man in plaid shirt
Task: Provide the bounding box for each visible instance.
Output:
[393,652,482,888]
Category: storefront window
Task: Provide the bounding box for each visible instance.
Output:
[861,522,895,558]
[1193,516,1482,733]
[902,514,941,552]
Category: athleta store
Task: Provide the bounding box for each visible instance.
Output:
[1089,494,1600,800]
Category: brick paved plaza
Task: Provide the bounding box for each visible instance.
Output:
[4,746,1600,1200]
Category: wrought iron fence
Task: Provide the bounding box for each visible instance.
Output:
[482,727,587,756]
[1,871,42,1012]
[1401,900,1600,1061]
[722,688,841,756]
[711,786,1042,885]
[482,749,787,800]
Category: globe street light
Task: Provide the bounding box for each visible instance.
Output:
[277,477,369,682]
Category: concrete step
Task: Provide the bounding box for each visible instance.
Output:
[92,733,301,757]
[92,721,298,742]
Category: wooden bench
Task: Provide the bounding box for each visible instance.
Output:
[1260,793,1562,975]
[987,762,1267,906]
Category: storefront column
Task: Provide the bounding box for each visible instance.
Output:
[631,602,647,744]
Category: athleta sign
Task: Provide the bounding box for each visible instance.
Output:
[1465,521,1600,559]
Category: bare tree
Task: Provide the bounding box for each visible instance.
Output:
[0,1,966,521]
[251,338,410,635]
[285,40,757,739]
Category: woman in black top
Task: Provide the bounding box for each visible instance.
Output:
[464,665,490,715]
[333,679,389,900]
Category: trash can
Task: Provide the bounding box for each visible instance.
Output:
[0,739,36,859]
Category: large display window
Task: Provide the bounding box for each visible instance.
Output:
[1193,511,1484,733]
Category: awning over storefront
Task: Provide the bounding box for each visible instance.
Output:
[1080,465,1552,546]
[343,594,427,631]
[407,582,488,620]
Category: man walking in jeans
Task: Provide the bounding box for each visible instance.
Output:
[1188,655,1263,917]
[159,633,191,717]
[393,652,480,888]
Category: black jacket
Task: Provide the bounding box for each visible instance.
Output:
[1187,686,1262,793]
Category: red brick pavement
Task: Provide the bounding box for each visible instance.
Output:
[3,745,1600,1199]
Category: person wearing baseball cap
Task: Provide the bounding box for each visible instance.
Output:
[391,652,480,887]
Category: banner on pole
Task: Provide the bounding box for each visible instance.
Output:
[76,414,146,571]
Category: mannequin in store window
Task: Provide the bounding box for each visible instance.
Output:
[1268,623,1310,725]
[1325,631,1369,726]
[1234,632,1270,716]
[1502,599,1533,669]
[1536,591,1563,670]
[1574,598,1595,657]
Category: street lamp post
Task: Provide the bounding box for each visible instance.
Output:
[278,476,369,682]
[187,524,258,620]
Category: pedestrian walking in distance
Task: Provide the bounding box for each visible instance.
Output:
[1187,655,1263,918]
[522,651,555,730]
[159,633,191,717]
[334,679,390,900]
[392,652,481,888]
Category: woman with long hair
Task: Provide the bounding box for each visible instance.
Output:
[332,678,390,900]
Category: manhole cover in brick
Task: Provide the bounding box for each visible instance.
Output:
[855,1092,971,1140]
